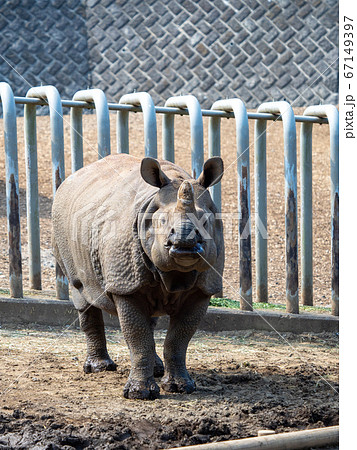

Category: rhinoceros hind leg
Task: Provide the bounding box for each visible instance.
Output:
[78,304,117,374]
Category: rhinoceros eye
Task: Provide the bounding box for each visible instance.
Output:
[160,214,167,225]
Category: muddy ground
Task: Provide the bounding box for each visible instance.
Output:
[0,107,333,307]
[0,325,338,449]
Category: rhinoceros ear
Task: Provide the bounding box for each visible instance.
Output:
[197,157,224,188]
[141,157,171,188]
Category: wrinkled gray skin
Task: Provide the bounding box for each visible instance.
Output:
[52,154,224,400]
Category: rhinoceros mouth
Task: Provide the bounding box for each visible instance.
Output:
[169,243,204,267]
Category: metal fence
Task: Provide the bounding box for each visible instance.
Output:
[0,82,339,316]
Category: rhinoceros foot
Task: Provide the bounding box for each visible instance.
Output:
[83,357,117,374]
[123,377,160,400]
[161,374,196,394]
[154,354,165,378]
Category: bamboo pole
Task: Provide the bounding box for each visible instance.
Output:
[168,425,339,450]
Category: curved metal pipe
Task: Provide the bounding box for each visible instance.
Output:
[0,82,23,298]
[255,101,299,313]
[26,85,68,299]
[163,95,204,179]
[71,88,111,172]
[118,92,157,157]
[210,99,252,310]
[301,105,339,316]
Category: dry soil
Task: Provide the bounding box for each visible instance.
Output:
[0,325,338,449]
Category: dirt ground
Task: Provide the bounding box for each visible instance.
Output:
[0,107,333,308]
[0,325,338,449]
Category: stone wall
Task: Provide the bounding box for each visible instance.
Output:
[0,0,338,110]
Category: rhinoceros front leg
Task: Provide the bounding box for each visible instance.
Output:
[78,304,117,374]
[113,295,160,400]
[161,294,210,394]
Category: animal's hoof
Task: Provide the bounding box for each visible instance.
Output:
[123,377,160,400]
[154,354,165,378]
[161,374,196,394]
[83,357,117,374]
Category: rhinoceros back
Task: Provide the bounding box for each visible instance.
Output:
[52,155,160,311]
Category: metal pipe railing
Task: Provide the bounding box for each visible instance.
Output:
[71,89,111,172]
[118,92,157,157]
[163,95,204,179]
[24,95,41,290]
[255,101,299,314]
[209,99,252,311]
[300,118,313,306]
[207,113,221,209]
[301,105,339,316]
[8,95,329,124]
[0,83,23,298]
[25,86,69,299]
[0,84,338,316]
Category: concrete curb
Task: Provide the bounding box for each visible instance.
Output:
[0,297,338,334]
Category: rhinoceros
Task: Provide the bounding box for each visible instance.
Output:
[52,154,224,399]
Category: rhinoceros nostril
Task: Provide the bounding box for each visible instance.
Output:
[195,229,204,243]
[165,229,175,249]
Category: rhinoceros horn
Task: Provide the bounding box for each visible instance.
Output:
[175,180,196,213]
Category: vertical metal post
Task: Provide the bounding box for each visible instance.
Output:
[163,95,204,179]
[0,82,23,298]
[24,102,41,291]
[70,107,83,172]
[207,113,222,300]
[207,115,221,210]
[254,119,268,303]
[117,109,129,154]
[71,89,111,168]
[256,101,299,314]
[26,86,69,299]
[210,99,252,310]
[302,105,339,316]
[162,113,175,163]
[300,121,313,306]
[118,92,157,157]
